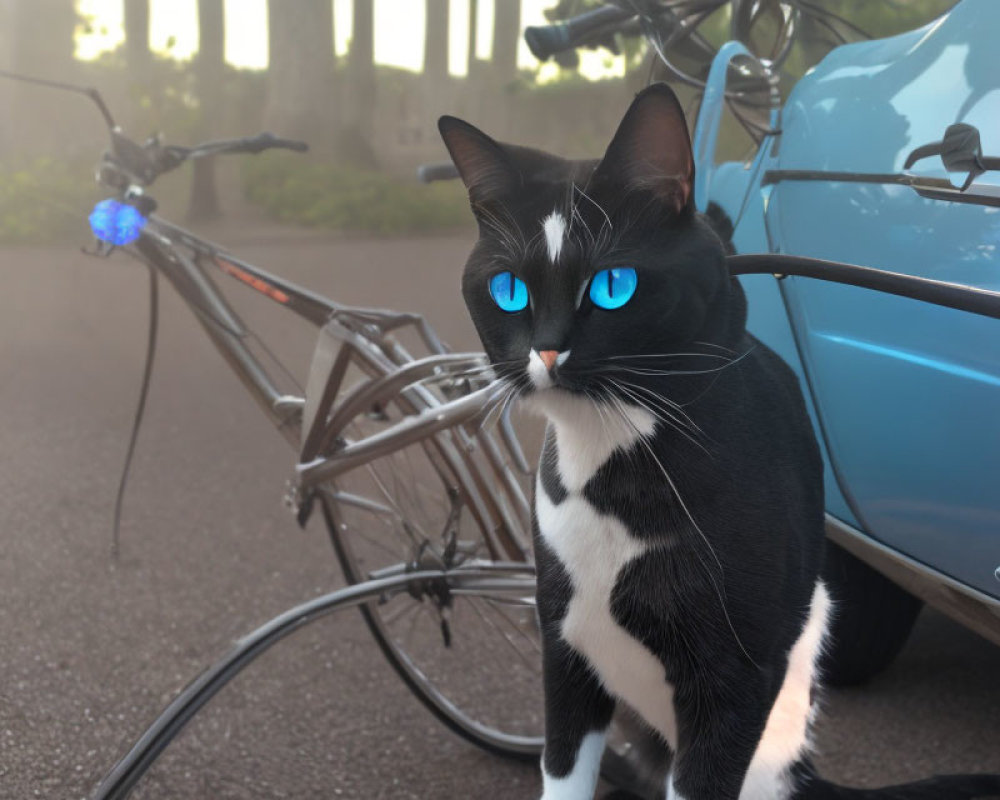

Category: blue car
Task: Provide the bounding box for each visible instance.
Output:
[699,0,1000,682]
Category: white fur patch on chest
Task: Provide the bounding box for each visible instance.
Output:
[528,391,657,492]
[739,580,830,800]
[534,397,678,747]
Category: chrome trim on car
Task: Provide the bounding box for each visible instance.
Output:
[826,513,1000,648]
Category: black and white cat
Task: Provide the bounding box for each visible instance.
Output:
[439,84,1000,800]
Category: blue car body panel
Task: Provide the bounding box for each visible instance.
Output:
[705,0,1000,599]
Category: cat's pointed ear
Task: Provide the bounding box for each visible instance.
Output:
[593,83,694,214]
[438,116,519,205]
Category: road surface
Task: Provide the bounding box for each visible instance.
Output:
[1,226,997,799]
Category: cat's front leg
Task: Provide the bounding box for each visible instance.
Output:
[666,684,766,800]
[539,640,615,800]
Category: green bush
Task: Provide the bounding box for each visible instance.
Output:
[0,157,99,244]
[242,154,473,235]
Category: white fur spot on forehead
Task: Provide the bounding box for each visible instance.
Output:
[542,210,567,264]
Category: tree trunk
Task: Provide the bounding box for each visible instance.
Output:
[339,0,376,165]
[4,0,77,153]
[123,0,152,79]
[467,0,479,77]
[123,0,153,134]
[265,0,336,149]
[492,0,521,84]
[187,0,225,222]
[424,0,449,81]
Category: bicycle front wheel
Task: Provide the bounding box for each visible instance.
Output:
[321,408,544,759]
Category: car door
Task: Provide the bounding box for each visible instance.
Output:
[764,0,1000,598]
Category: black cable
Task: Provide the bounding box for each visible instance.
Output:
[111,262,159,559]
[0,68,117,130]
[728,253,1000,321]
[89,569,482,800]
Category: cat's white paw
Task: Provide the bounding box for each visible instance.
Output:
[539,730,605,800]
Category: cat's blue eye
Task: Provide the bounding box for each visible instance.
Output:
[589,267,637,310]
[489,271,529,313]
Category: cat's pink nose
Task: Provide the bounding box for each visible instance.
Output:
[539,350,559,371]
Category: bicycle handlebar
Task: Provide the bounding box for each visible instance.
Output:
[175,132,310,160]
[417,161,460,183]
[0,70,310,190]
[102,131,309,189]
[524,5,633,61]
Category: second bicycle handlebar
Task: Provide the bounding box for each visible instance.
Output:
[524,5,632,61]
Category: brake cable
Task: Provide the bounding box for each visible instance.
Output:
[112,256,160,558]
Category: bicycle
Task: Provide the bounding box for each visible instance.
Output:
[0,66,557,797]
[5,1,1000,798]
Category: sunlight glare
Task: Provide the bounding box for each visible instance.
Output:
[74,0,625,80]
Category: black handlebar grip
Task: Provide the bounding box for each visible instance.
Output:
[417,162,460,183]
[270,137,309,153]
[524,24,574,61]
[247,132,309,153]
[524,5,632,61]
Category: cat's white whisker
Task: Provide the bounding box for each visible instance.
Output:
[694,340,739,355]
[601,351,737,362]
[604,393,761,671]
[477,203,526,259]
[480,375,527,432]
[573,181,613,233]
[603,379,711,457]
[606,378,708,439]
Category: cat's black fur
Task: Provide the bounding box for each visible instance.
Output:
[439,84,1000,800]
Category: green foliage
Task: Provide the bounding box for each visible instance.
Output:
[831,0,956,39]
[84,49,203,141]
[0,157,99,244]
[241,155,473,235]
[782,0,956,81]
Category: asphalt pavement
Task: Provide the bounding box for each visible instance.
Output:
[1,225,998,799]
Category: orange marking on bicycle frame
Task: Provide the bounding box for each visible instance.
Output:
[214,257,290,304]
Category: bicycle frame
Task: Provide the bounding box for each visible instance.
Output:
[128,214,533,562]
[84,197,543,798]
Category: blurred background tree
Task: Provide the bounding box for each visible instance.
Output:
[187,0,225,222]
[264,0,336,148]
[340,0,377,166]
[0,0,961,241]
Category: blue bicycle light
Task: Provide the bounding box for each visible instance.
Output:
[89,198,147,246]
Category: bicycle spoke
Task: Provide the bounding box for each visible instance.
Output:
[464,596,540,673]
[380,596,425,627]
[346,519,406,564]
[402,600,434,654]
[476,597,542,657]
[449,590,536,607]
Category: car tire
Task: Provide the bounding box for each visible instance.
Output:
[820,539,924,687]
